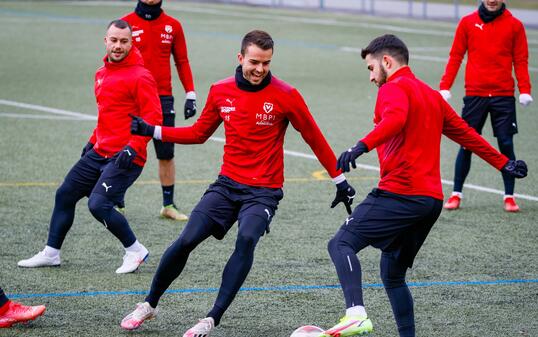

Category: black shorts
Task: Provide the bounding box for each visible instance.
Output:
[462,96,517,138]
[341,188,442,268]
[64,149,143,204]
[153,95,176,160]
[192,175,284,239]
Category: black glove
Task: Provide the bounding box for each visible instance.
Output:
[502,159,527,178]
[330,180,356,215]
[81,142,94,157]
[130,114,155,137]
[337,141,368,173]
[184,99,197,120]
[115,145,137,169]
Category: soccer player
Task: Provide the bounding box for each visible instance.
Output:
[120,30,356,336]
[321,35,527,337]
[17,20,162,274]
[439,0,532,212]
[0,287,46,328]
[122,0,197,220]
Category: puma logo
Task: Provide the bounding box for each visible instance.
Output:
[345,217,354,225]
[475,23,484,30]
[264,209,271,220]
[123,149,132,157]
[226,98,235,105]
[102,182,112,193]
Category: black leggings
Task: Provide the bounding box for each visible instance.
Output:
[145,211,266,326]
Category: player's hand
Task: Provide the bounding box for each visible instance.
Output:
[330,180,356,215]
[184,91,197,120]
[115,145,137,169]
[81,142,94,157]
[439,90,452,101]
[184,99,197,120]
[130,114,155,137]
[502,159,527,178]
[519,94,533,107]
[337,141,368,173]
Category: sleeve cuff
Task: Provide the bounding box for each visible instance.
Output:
[332,174,346,184]
[154,126,162,140]
[186,91,196,100]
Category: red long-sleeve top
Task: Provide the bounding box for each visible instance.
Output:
[122,11,195,96]
[439,9,531,96]
[362,66,508,200]
[161,75,342,188]
[90,48,162,167]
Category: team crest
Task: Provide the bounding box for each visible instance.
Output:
[165,25,173,33]
[263,102,273,114]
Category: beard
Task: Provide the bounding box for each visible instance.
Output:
[376,65,388,87]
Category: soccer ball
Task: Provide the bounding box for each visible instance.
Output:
[290,325,325,337]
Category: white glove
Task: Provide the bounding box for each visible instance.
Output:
[439,90,452,101]
[519,93,533,107]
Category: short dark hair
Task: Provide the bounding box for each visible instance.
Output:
[361,34,409,65]
[107,19,132,33]
[241,30,274,55]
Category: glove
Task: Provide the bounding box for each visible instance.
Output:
[519,93,533,107]
[130,114,155,137]
[115,145,137,169]
[501,159,527,178]
[81,142,94,157]
[330,180,356,215]
[184,99,197,120]
[439,90,452,101]
[337,141,368,173]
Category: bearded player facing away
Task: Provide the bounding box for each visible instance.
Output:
[320,35,527,337]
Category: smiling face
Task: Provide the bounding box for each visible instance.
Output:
[104,24,132,63]
[238,44,273,85]
[482,0,504,12]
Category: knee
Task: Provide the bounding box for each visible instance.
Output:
[55,183,78,205]
[235,232,259,254]
[497,136,514,151]
[87,194,112,219]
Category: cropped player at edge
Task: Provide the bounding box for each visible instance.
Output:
[321,35,527,337]
[122,30,356,337]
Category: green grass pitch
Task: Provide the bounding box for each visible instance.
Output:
[0,1,537,336]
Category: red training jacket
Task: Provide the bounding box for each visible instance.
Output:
[362,66,508,200]
[122,11,195,96]
[161,75,342,188]
[90,48,162,167]
[439,9,531,97]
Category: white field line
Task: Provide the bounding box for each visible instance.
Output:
[1,100,537,202]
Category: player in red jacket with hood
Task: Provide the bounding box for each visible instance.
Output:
[122,0,196,221]
[18,20,162,274]
[439,0,533,212]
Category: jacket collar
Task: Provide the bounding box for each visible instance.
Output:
[234,65,272,92]
[387,65,413,83]
[135,0,162,20]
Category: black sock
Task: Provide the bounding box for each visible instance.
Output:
[0,288,9,309]
[162,185,174,207]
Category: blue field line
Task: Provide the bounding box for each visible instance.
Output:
[8,278,538,300]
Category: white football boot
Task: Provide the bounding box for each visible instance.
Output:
[18,250,60,268]
[120,302,158,330]
[115,245,149,274]
[183,317,215,337]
